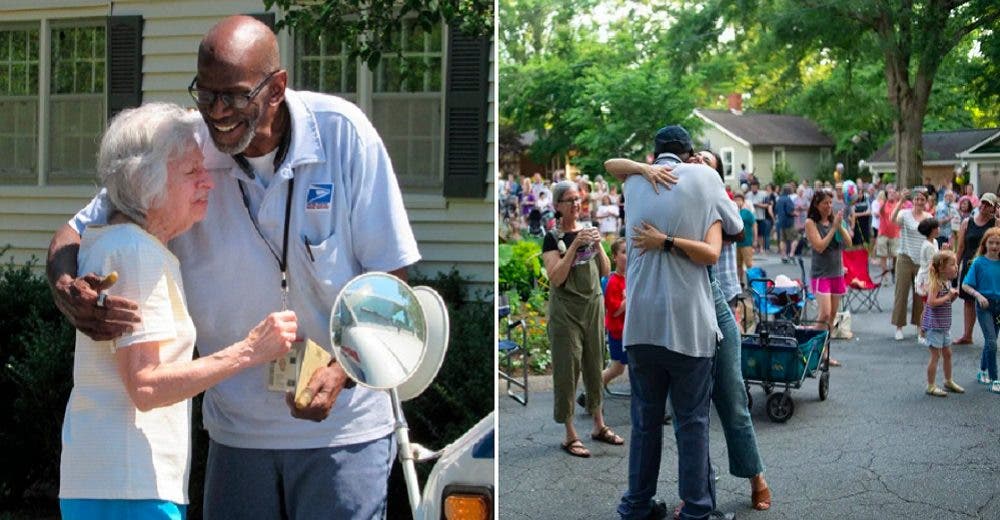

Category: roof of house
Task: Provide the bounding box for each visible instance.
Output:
[868,128,1000,163]
[695,109,835,147]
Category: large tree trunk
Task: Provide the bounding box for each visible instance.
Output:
[885,62,931,190]
[893,109,925,190]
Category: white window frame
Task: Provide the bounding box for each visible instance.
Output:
[0,18,105,186]
[290,22,448,193]
[772,147,786,170]
[720,147,735,179]
[819,147,831,165]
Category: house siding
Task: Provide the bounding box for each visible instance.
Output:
[695,127,749,187]
[0,0,494,298]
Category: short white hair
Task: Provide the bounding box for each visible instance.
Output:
[98,102,201,226]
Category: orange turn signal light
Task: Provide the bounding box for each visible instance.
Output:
[443,493,491,520]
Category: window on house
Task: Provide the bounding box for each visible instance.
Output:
[772,147,786,169]
[294,19,444,193]
[50,24,105,183]
[720,147,734,178]
[0,27,40,184]
[0,22,105,185]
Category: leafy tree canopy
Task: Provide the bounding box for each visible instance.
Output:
[265,0,493,67]
[501,0,1000,185]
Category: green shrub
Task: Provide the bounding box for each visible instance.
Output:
[389,268,494,519]
[772,161,797,187]
[498,240,543,301]
[0,255,74,511]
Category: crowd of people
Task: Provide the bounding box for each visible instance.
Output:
[519,123,1000,519]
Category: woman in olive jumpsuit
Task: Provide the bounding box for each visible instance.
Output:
[542,181,618,458]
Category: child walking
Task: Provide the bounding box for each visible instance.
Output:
[577,238,628,408]
[921,250,965,396]
[961,227,1000,394]
[601,238,628,388]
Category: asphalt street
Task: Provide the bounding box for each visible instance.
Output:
[499,254,1000,520]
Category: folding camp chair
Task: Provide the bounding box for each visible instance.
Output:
[841,248,885,313]
[498,295,529,405]
[746,266,806,324]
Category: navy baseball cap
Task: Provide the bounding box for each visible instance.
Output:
[654,125,693,154]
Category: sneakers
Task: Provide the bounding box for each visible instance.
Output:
[991,381,1000,395]
[943,380,965,393]
[894,329,904,341]
[926,385,947,397]
[976,371,992,385]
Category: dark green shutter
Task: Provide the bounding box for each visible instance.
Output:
[443,31,490,199]
[248,12,276,32]
[106,15,143,120]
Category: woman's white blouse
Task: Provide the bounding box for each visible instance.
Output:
[59,223,196,504]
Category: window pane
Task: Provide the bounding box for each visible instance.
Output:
[405,20,425,52]
[378,57,402,92]
[299,59,319,90]
[49,24,106,183]
[294,35,356,94]
[49,96,104,184]
[10,63,27,95]
[52,26,105,94]
[0,98,38,183]
[371,97,442,192]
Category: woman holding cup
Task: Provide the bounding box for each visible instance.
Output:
[542,180,616,458]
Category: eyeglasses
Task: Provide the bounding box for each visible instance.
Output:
[559,197,580,204]
[188,70,281,109]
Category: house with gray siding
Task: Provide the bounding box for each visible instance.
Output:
[693,101,834,188]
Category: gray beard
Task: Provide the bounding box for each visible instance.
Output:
[213,109,263,155]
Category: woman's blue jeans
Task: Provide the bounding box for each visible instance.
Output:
[976,300,1000,381]
[709,279,765,478]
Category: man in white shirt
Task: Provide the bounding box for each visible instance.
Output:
[47,16,419,519]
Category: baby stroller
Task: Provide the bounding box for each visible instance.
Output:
[526,208,544,238]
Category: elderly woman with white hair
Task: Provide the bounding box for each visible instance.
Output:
[58,103,298,520]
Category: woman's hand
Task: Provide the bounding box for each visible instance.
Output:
[833,210,844,228]
[643,164,679,194]
[244,311,298,364]
[631,222,667,255]
[571,227,601,249]
[949,288,960,302]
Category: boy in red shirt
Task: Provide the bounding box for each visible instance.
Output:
[603,238,628,385]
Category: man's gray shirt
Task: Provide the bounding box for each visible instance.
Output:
[622,154,742,358]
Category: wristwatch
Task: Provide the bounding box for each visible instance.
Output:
[662,236,675,253]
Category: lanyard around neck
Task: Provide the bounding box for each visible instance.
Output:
[233,130,294,310]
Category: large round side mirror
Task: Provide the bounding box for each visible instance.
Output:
[396,286,449,401]
[330,273,428,390]
[330,273,449,397]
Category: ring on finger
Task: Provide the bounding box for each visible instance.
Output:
[96,291,108,308]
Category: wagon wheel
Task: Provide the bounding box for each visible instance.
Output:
[819,371,830,401]
[766,392,794,423]
[746,385,753,410]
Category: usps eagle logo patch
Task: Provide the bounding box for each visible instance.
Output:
[306,183,333,211]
